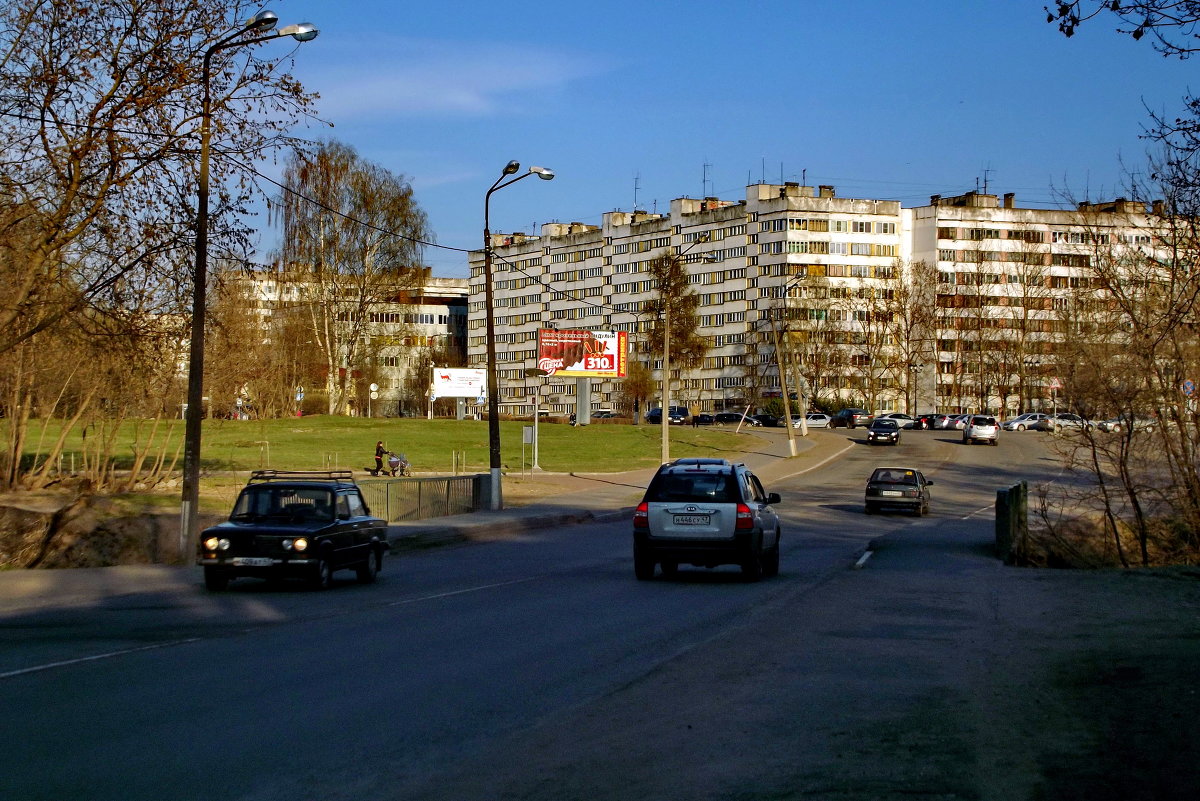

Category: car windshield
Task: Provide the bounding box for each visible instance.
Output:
[869,469,919,485]
[232,486,335,522]
[872,420,898,429]
[646,472,737,503]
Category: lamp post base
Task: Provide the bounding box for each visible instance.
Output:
[489,467,503,510]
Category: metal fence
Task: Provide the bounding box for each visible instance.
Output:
[359,474,486,523]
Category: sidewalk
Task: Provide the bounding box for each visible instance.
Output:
[386,428,853,549]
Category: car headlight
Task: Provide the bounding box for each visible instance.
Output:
[203,536,219,551]
[293,538,308,552]
[218,539,230,550]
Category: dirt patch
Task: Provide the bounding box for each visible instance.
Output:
[0,494,217,569]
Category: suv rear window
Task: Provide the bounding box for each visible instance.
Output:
[971,416,996,426]
[646,472,738,502]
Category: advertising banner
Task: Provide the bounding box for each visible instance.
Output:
[431,367,487,400]
[536,328,627,378]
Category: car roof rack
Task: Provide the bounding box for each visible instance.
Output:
[247,470,357,485]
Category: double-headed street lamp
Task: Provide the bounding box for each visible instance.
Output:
[180,11,318,556]
[483,161,555,509]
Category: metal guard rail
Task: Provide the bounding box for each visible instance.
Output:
[359,474,486,523]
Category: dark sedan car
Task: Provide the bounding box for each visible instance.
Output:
[864,466,933,515]
[197,470,388,591]
[749,414,783,428]
[714,412,761,426]
[865,417,902,445]
[830,408,873,428]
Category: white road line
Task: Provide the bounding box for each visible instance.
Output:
[0,638,202,681]
[777,440,857,480]
[386,576,542,606]
[853,550,874,569]
[962,504,993,519]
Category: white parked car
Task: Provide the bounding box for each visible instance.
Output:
[963,415,999,445]
[879,413,917,429]
[1033,413,1092,432]
[1002,413,1049,431]
[793,412,830,429]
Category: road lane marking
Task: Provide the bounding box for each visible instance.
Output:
[0,638,202,681]
[853,551,874,569]
[385,576,542,607]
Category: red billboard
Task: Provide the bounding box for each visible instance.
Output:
[536,328,627,378]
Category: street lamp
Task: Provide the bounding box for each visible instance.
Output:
[908,363,924,416]
[180,11,319,557]
[659,234,714,464]
[483,161,555,509]
[1023,357,1042,413]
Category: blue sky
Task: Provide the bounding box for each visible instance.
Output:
[259,0,1195,277]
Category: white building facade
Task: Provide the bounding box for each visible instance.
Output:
[468,184,1163,417]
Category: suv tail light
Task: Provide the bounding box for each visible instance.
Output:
[735,503,754,529]
[633,501,649,529]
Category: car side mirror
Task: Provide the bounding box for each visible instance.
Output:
[767,492,781,504]
[925,480,934,486]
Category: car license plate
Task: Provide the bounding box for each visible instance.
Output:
[881,490,903,497]
[233,557,274,567]
[673,514,710,525]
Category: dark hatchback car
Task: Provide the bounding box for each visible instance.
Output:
[749,414,783,428]
[197,470,388,591]
[865,417,902,445]
[864,466,933,516]
[831,408,873,428]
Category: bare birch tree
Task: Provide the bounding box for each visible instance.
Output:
[273,140,430,415]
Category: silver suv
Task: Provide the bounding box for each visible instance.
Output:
[963,415,999,445]
[632,458,782,581]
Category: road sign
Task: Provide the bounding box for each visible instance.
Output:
[1183,379,1195,397]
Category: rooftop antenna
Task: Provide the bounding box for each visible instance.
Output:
[702,161,712,197]
[802,168,806,185]
[633,171,641,210]
[982,163,993,195]
[761,156,766,184]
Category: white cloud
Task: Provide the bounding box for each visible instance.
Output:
[304,37,606,119]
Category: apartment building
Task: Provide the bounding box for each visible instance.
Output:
[468,184,1162,417]
[911,191,1161,414]
[468,183,906,416]
[229,267,468,415]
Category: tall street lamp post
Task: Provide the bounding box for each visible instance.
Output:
[483,161,554,509]
[180,11,318,557]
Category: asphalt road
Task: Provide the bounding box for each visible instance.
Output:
[3,430,1197,800]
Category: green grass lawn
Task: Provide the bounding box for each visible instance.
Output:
[9,414,770,477]
[8,415,776,515]
[219,415,771,473]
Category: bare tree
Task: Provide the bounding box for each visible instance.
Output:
[1048,1,1200,56]
[273,140,430,415]
[0,0,318,356]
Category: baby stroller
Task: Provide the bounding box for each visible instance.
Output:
[386,451,411,477]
